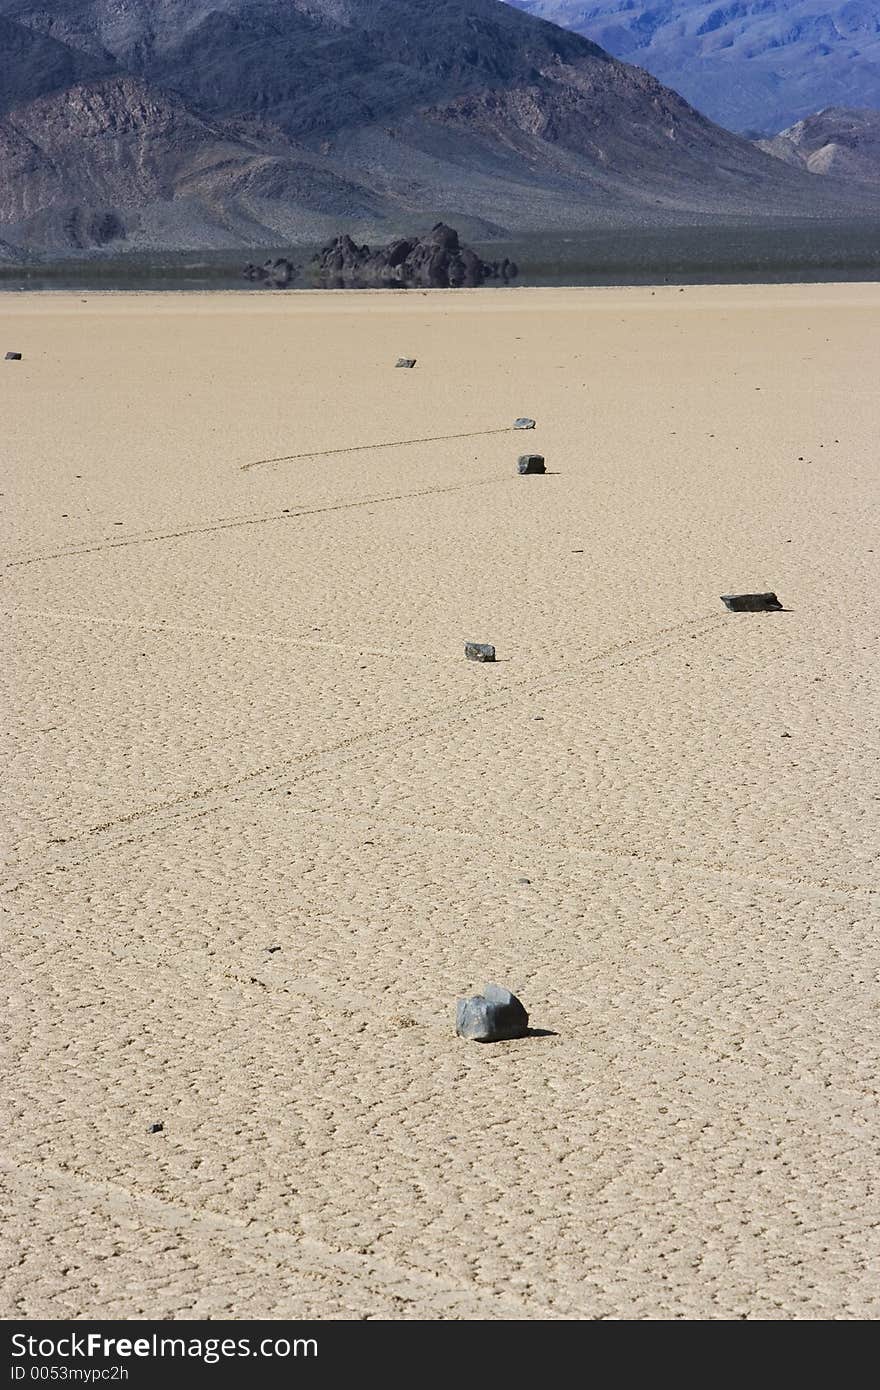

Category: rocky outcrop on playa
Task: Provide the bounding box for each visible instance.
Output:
[242,257,299,288]
[311,225,518,290]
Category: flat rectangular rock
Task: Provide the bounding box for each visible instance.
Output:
[517,454,545,474]
[5,352,22,360]
[465,642,495,662]
[395,358,416,368]
[720,592,783,612]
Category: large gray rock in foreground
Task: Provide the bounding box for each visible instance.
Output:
[456,983,529,1042]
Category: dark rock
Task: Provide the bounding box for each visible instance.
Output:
[89,210,125,246]
[242,257,298,288]
[720,592,783,612]
[395,358,416,368]
[312,224,516,290]
[518,454,546,474]
[514,418,536,429]
[465,642,495,662]
[146,1122,164,1134]
[269,257,295,287]
[5,351,22,360]
[385,237,415,268]
[456,983,529,1042]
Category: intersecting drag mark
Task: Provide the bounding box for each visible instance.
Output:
[4,614,723,887]
[275,808,878,905]
[0,1159,554,1319]
[240,426,517,471]
[4,475,507,569]
[3,607,437,663]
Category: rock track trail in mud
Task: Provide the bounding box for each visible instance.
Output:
[3,286,879,1319]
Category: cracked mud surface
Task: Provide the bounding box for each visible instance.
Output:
[3,286,878,1318]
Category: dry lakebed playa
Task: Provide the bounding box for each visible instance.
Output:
[2,283,879,1319]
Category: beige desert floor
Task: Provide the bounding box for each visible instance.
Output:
[2,283,878,1320]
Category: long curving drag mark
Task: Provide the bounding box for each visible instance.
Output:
[240,426,516,471]
[4,614,722,888]
[4,475,507,569]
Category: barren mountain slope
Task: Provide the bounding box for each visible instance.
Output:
[0,0,876,253]
[507,1,880,133]
[0,74,390,251]
[758,107,880,183]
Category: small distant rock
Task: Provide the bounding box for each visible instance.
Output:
[146,1122,164,1134]
[465,642,495,662]
[395,358,416,368]
[456,983,529,1043]
[5,351,22,361]
[518,454,545,475]
[720,592,783,612]
[514,418,536,430]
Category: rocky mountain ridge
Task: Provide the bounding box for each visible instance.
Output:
[0,0,877,256]
[758,106,880,183]
[506,2,880,133]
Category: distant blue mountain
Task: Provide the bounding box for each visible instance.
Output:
[506,1,880,132]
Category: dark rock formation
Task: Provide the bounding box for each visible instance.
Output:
[518,454,546,474]
[312,225,517,290]
[242,257,298,288]
[63,206,126,249]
